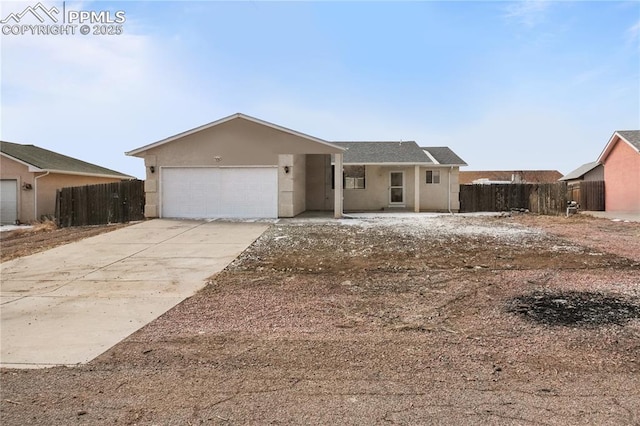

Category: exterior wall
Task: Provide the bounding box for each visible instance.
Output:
[1,156,35,223]
[308,163,461,213]
[419,167,460,212]
[278,154,306,217]
[305,154,333,210]
[584,165,604,181]
[135,118,341,218]
[603,141,640,213]
[36,174,123,220]
[341,165,417,211]
[0,156,123,222]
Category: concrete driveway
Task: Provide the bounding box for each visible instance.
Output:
[0,219,268,369]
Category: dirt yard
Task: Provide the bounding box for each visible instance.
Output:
[0,222,130,262]
[1,213,639,425]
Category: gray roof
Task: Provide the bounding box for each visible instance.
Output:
[420,146,467,166]
[1,141,131,177]
[617,130,640,151]
[332,141,466,165]
[559,161,601,181]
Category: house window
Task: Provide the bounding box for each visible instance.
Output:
[333,165,366,189]
[344,165,365,189]
[426,170,440,184]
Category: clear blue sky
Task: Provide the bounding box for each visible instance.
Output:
[2,1,639,178]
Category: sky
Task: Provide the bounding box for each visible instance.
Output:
[1,0,639,179]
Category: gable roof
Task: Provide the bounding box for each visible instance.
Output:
[459,170,563,184]
[333,141,430,164]
[332,141,466,166]
[597,130,640,163]
[420,146,467,166]
[559,161,602,181]
[1,141,131,178]
[126,112,344,156]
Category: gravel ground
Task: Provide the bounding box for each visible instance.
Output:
[1,213,639,425]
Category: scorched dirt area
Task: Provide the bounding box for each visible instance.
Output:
[1,213,639,425]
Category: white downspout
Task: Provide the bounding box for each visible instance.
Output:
[34,171,50,221]
[448,166,453,215]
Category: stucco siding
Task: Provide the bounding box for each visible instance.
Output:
[136,118,343,218]
[37,174,124,220]
[1,156,34,222]
[1,156,124,222]
[419,167,460,212]
[341,165,417,211]
[305,154,333,210]
[278,154,307,217]
[603,140,640,212]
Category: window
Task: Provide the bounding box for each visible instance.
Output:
[426,170,440,184]
[344,165,365,189]
[331,165,366,189]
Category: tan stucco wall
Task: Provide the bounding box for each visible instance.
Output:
[420,167,461,212]
[278,154,306,217]
[316,164,461,212]
[132,118,342,218]
[37,174,123,220]
[305,154,333,210]
[1,155,35,222]
[1,155,124,222]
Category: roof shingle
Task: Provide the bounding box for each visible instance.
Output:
[1,141,130,178]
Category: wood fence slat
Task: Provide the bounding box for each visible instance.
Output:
[56,180,145,227]
[460,182,567,215]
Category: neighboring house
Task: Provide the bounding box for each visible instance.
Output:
[459,170,563,185]
[125,113,467,219]
[332,142,467,212]
[1,141,132,224]
[559,161,604,185]
[596,130,640,214]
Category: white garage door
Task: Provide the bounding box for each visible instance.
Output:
[161,167,278,218]
[1,180,18,224]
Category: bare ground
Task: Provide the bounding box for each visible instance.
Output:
[1,214,639,425]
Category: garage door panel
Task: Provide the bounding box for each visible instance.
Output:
[1,180,18,224]
[161,167,277,219]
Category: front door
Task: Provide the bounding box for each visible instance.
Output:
[389,171,404,205]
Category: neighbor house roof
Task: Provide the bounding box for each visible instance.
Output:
[1,141,131,178]
[597,130,640,163]
[459,170,563,185]
[332,141,466,166]
[559,161,602,181]
[126,112,344,156]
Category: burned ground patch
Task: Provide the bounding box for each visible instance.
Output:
[507,290,640,327]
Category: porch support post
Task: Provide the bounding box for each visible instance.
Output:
[414,165,420,213]
[334,153,343,218]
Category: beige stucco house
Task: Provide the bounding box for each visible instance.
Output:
[1,141,132,224]
[126,113,466,219]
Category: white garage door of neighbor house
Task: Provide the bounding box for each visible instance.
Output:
[161,167,278,218]
[1,179,18,224]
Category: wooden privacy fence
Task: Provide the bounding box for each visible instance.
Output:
[56,180,145,227]
[459,183,568,215]
[567,180,605,211]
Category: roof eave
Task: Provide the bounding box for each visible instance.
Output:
[41,169,134,179]
[597,131,640,163]
[1,151,44,172]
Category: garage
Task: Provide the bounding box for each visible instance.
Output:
[1,180,18,224]
[161,167,278,219]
